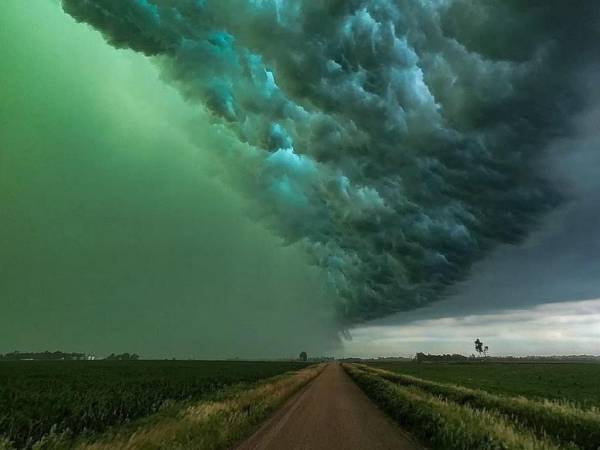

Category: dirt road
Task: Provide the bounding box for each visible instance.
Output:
[237,363,421,450]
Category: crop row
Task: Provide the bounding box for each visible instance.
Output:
[344,364,600,450]
[0,361,308,449]
[357,364,600,450]
[367,361,600,408]
[70,364,324,450]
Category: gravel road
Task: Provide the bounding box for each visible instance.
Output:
[237,363,422,450]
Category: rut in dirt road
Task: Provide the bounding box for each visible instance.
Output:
[237,363,422,450]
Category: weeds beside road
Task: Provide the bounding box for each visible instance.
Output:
[344,363,600,450]
[75,364,324,450]
[0,361,316,449]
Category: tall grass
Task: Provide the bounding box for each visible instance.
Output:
[71,364,323,450]
[0,361,311,449]
[360,365,600,450]
[368,361,600,408]
[345,364,572,450]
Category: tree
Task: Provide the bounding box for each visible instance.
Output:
[474,339,484,357]
[106,352,139,361]
[474,339,490,358]
[299,351,308,362]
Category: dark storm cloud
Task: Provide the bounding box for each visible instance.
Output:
[0,1,340,359]
[375,82,600,327]
[61,0,600,322]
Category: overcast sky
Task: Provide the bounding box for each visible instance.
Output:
[346,85,600,356]
[1,1,599,358]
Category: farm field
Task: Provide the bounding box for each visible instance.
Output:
[367,361,600,408]
[347,363,600,450]
[0,360,309,449]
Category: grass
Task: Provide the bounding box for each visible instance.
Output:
[360,365,600,450]
[0,360,310,449]
[367,361,600,408]
[70,364,324,450]
[345,364,565,450]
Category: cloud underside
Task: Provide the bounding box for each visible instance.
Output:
[347,298,600,356]
[61,0,599,322]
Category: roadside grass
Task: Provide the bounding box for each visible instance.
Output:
[344,364,584,450]
[0,364,322,450]
[0,360,310,449]
[70,364,323,450]
[359,365,600,450]
[367,361,600,408]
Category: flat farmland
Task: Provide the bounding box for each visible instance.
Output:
[0,360,308,449]
[367,361,600,408]
[348,363,600,450]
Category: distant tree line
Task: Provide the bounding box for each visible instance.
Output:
[0,351,89,361]
[0,351,142,361]
[414,353,600,363]
[106,353,140,361]
[414,353,471,363]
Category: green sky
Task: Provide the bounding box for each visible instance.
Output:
[4,0,599,359]
[0,0,339,358]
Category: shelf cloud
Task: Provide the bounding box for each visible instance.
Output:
[61,0,600,322]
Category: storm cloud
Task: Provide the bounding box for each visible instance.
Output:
[60,0,600,322]
[0,1,340,359]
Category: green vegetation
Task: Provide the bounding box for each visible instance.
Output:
[346,364,600,450]
[368,361,600,408]
[361,365,600,450]
[345,364,562,450]
[0,360,309,449]
[0,352,92,361]
[75,364,323,450]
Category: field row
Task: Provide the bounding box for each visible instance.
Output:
[76,364,322,450]
[344,364,600,450]
[0,361,310,449]
[367,361,600,408]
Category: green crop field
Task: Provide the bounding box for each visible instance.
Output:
[0,360,308,449]
[348,363,600,450]
[367,361,600,408]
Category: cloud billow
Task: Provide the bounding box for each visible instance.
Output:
[61,0,599,322]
